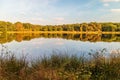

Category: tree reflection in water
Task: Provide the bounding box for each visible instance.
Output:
[0,33,120,43]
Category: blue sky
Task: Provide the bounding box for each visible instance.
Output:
[0,0,120,25]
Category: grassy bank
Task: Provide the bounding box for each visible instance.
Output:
[0,50,120,80]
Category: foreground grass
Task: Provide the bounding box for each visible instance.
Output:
[0,50,120,80]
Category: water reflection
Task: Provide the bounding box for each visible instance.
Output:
[0,33,120,44]
[0,39,119,60]
[0,33,120,60]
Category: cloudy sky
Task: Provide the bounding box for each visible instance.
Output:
[0,0,120,25]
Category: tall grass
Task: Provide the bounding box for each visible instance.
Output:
[0,48,120,80]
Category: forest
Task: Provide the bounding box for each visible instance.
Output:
[0,21,120,32]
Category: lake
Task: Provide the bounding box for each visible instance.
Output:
[0,33,120,60]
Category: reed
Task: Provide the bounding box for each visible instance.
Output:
[0,49,120,80]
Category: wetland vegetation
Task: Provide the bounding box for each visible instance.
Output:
[0,48,120,80]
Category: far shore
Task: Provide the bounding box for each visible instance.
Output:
[0,31,120,34]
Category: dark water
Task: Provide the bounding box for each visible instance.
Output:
[0,33,120,60]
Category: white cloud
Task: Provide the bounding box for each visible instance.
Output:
[110,9,120,12]
[103,3,109,6]
[102,0,120,2]
[20,12,26,16]
[33,0,58,6]
[55,41,64,45]
[97,13,120,22]
[54,17,64,21]
[32,18,45,22]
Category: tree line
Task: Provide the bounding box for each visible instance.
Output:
[0,21,120,32]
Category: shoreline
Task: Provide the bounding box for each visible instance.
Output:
[0,31,120,34]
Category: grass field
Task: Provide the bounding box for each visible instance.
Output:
[0,49,120,80]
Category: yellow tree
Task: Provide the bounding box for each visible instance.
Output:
[14,22,24,31]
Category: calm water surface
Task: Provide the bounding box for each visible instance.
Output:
[0,33,120,60]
